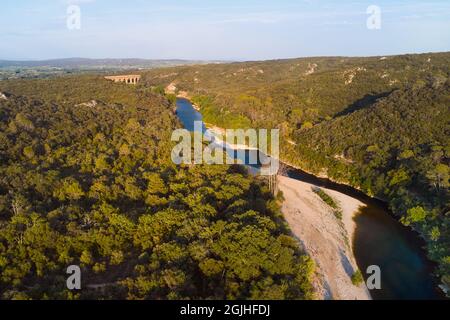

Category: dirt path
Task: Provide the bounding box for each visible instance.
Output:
[278,175,371,300]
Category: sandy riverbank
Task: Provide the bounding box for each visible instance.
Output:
[278,175,371,300]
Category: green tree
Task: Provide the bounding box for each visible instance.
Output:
[351,270,364,286]
[401,206,428,226]
[54,178,85,201]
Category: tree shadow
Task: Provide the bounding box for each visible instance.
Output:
[339,249,356,278]
[334,91,395,118]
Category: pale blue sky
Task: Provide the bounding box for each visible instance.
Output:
[1,0,449,60]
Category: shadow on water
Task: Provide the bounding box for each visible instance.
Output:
[286,164,443,300]
[353,206,443,300]
[176,98,444,300]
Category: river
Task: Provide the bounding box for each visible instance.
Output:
[175,97,443,300]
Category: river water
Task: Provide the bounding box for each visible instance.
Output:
[175,97,443,300]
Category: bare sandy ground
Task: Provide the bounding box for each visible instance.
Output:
[278,175,372,300]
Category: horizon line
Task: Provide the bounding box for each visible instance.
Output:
[1,50,449,64]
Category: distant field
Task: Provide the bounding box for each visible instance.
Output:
[0,58,220,80]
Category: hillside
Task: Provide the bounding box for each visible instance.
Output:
[143,52,450,294]
[141,52,449,129]
[0,76,314,299]
[289,84,449,288]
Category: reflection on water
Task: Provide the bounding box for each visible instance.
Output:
[176,98,205,132]
[176,98,443,300]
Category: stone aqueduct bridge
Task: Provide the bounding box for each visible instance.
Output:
[105,75,141,84]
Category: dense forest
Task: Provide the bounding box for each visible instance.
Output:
[142,52,450,295]
[142,53,449,130]
[0,76,314,299]
[288,84,449,289]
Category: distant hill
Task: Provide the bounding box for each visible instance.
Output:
[0,58,215,69]
[142,52,449,123]
[0,58,224,80]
